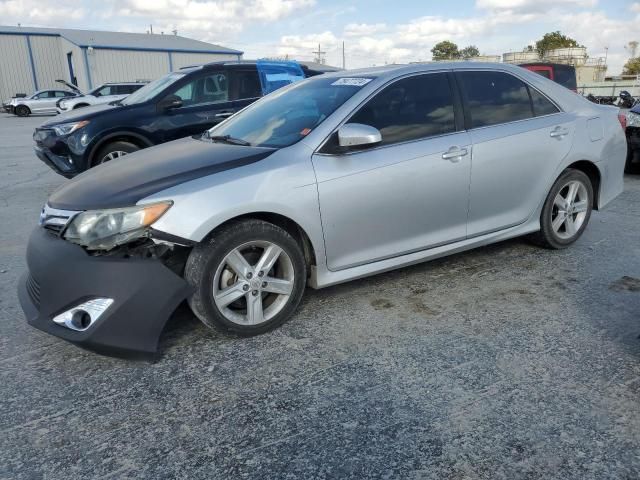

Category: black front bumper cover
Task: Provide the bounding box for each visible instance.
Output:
[18,228,192,356]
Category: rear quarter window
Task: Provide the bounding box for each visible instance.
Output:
[457,71,533,128]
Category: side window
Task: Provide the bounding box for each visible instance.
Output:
[458,71,533,128]
[95,86,113,97]
[349,73,456,146]
[231,70,262,100]
[54,91,68,97]
[167,72,229,107]
[529,88,560,116]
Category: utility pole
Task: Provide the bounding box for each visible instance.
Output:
[342,41,345,69]
[313,44,327,64]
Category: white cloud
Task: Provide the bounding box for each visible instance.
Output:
[477,0,597,12]
[344,23,387,37]
[0,0,85,23]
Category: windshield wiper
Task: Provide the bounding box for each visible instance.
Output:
[207,134,251,146]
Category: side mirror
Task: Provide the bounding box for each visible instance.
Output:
[158,95,183,111]
[338,123,382,148]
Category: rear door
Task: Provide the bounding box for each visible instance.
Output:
[229,68,262,113]
[158,68,235,141]
[455,69,575,237]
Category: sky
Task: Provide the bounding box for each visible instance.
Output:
[1,0,639,75]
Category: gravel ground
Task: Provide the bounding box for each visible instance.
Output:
[1,113,639,480]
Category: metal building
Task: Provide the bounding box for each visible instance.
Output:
[0,26,243,100]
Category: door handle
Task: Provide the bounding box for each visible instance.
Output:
[442,147,468,162]
[550,126,569,138]
[214,111,234,118]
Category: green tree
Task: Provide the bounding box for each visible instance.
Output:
[623,57,640,75]
[535,31,580,57]
[460,45,480,59]
[431,40,460,61]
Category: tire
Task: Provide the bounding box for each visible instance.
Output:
[185,219,307,336]
[531,169,593,249]
[15,105,30,117]
[93,141,140,166]
[625,148,640,174]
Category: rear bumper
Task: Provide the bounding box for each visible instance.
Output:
[18,228,192,356]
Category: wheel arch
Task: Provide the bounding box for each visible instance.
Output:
[88,131,154,167]
[565,160,602,210]
[15,104,31,114]
[201,212,318,270]
[73,103,90,109]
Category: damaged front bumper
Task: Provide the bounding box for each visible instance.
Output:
[18,227,192,356]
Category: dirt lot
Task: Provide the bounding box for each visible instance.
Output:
[1,113,639,479]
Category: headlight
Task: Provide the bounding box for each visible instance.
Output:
[59,101,67,109]
[627,111,640,128]
[52,120,89,136]
[64,201,172,250]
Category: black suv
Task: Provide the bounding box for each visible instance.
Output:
[33,61,324,178]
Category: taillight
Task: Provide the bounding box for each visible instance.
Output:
[618,112,627,129]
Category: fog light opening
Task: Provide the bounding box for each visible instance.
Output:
[52,298,114,332]
[71,310,91,330]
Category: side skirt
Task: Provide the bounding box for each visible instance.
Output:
[308,221,540,289]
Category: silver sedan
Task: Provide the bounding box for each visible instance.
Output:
[21,62,626,354]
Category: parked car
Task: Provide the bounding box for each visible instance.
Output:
[19,62,625,355]
[56,82,147,113]
[32,60,323,178]
[520,62,577,91]
[624,105,640,172]
[7,85,80,116]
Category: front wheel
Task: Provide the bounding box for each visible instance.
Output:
[185,219,307,335]
[93,141,139,166]
[531,169,593,249]
[15,105,30,117]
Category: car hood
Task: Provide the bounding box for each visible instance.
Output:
[41,103,119,125]
[48,136,276,210]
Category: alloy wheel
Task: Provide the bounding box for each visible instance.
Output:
[100,150,128,163]
[551,180,589,240]
[212,241,295,326]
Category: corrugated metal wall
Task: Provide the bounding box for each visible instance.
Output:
[170,52,238,70]
[0,34,242,103]
[89,49,170,85]
[30,36,67,91]
[0,34,34,101]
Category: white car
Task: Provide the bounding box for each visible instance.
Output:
[57,82,146,113]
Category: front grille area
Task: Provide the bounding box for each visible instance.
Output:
[43,223,64,235]
[39,205,79,237]
[26,274,41,308]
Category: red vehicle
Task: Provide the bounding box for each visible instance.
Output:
[520,63,577,91]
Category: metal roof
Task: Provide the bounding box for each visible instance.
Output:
[0,26,243,55]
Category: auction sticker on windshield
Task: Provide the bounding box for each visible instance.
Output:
[331,78,373,87]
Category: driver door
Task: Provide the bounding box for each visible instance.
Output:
[312,72,472,271]
[157,69,235,142]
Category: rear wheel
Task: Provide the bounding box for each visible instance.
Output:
[15,105,30,117]
[531,169,593,249]
[93,141,140,166]
[185,219,307,335]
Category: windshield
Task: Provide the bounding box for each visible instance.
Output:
[121,72,186,105]
[208,76,374,148]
